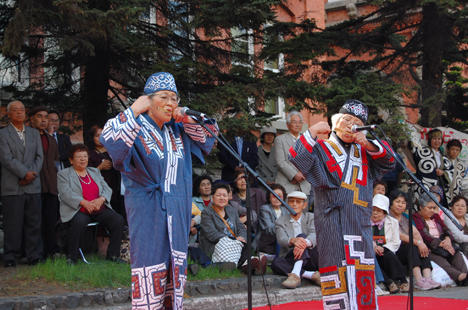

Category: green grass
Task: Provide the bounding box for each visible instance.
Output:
[15,255,253,290]
[16,255,131,290]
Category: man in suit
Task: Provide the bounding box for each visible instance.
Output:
[0,101,43,267]
[217,113,258,182]
[274,111,311,202]
[271,191,320,289]
[47,110,72,169]
[29,106,61,259]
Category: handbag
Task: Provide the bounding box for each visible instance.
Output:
[431,244,460,259]
[212,236,243,266]
[258,233,277,254]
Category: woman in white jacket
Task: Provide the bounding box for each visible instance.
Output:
[372,194,408,294]
[444,195,468,257]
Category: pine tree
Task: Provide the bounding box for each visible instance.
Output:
[309,0,468,127]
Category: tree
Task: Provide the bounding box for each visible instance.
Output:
[309,0,468,127]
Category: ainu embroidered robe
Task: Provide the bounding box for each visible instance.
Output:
[289,131,395,310]
[446,156,466,206]
[411,146,453,205]
[101,108,217,310]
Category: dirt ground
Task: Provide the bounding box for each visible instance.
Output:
[0,259,90,298]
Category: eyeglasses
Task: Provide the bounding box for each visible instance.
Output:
[152,94,180,104]
[290,121,303,125]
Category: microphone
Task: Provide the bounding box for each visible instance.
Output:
[180,107,206,118]
[351,125,377,133]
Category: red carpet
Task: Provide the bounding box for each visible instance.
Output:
[247,296,468,310]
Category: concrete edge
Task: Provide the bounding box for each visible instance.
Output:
[184,285,322,310]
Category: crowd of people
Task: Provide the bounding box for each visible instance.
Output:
[0,74,468,310]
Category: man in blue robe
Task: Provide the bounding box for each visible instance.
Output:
[101,72,217,310]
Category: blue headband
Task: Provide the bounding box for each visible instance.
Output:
[144,72,178,95]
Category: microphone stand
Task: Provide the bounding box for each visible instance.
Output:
[191,116,297,310]
[368,129,463,310]
[400,178,415,310]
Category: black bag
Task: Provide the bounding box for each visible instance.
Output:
[431,244,460,259]
[258,233,277,255]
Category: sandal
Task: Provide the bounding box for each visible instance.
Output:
[387,281,400,294]
[400,283,410,293]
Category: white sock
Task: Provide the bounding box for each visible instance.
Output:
[291,260,303,277]
[301,271,315,279]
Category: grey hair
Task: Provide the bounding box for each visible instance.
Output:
[331,112,367,135]
[331,113,344,131]
[417,193,433,210]
[286,111,303,124]
[6,100,22,113]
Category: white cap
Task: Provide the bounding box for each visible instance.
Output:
[287,191,307,201]
[373,194,389,214]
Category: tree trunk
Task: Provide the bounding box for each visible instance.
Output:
[419,3,446,127]
[82,41,110,141]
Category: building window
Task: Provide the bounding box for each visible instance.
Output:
[231,27,254,67]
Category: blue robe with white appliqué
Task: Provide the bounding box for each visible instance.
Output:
[289,131,395,310]
[101,108,217,310]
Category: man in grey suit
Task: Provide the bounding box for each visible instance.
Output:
[0,101,43,267]
[274,111,311,202]
[270,191,320,289]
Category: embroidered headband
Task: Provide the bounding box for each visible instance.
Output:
[338,99,369,124]
[144,72,178,95]
[427,129,442,140]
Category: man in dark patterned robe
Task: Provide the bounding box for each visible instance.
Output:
[289,100,396,310]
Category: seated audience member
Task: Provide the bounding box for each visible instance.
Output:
[199,182,267,275]
[444,195,468,258]
[413,193,468,286]
[86,125,126,222]
[388,190,441,290]
[271,191,320,289]
[258,184,289,256]
[445,139,465,206]
[224,181,257,227]
[189,202,202,244]
[429,185,445,219]
[231,170,266,225]
[256,126,278,193]
[372,194,409,294]
[192,175,213,212]
[373,180,387,197]
[57,144,125,265]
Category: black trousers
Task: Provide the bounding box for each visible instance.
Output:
[376,248,407,285]
[271,235,319,276]
[396,243,432,271]
[66,209,125,261]
[41,192,60,258]
[1,194,42,262]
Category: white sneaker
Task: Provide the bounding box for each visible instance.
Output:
[376,285,390,296]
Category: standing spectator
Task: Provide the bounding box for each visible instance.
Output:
[381,142,405,194]
[256,126,278,193]
[270,191,320,289]
[192,175,213,212]
[445,139,466,206]
[410,129,453,206]
[217,113,258,183]
[29,106,61,259]
[274,111,311,202]
[47,110,72,169]
[86,125,125,222]
[0,101,43,267]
